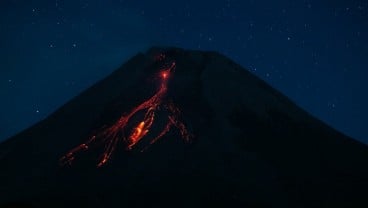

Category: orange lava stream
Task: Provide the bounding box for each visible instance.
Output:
[60,59,192,167]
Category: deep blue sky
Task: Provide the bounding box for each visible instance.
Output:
[1,0,367,144]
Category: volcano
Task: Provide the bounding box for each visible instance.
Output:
[0,47,367,208]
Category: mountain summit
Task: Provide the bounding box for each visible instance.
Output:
[1,47,367,208]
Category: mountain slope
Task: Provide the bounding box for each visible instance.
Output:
[0,47,367,208]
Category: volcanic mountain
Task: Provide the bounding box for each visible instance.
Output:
[0,47,367,208]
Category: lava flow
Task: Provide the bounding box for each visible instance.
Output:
[60,57,192,167]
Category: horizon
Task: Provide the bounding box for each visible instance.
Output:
[1,0,367,144]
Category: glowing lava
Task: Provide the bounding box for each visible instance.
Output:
[60,57,192,167]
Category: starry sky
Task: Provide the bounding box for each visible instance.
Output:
[1,0,367,144]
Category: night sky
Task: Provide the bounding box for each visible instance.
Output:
[1,0,367,144]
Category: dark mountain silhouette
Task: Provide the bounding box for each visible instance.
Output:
[0,47,367,208]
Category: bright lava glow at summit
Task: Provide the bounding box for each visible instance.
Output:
[161,71,168,79]
[60,55,192,167]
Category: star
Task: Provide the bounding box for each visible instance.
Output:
[328,102,336,109]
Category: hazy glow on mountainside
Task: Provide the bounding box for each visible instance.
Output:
[60,54,192,167]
